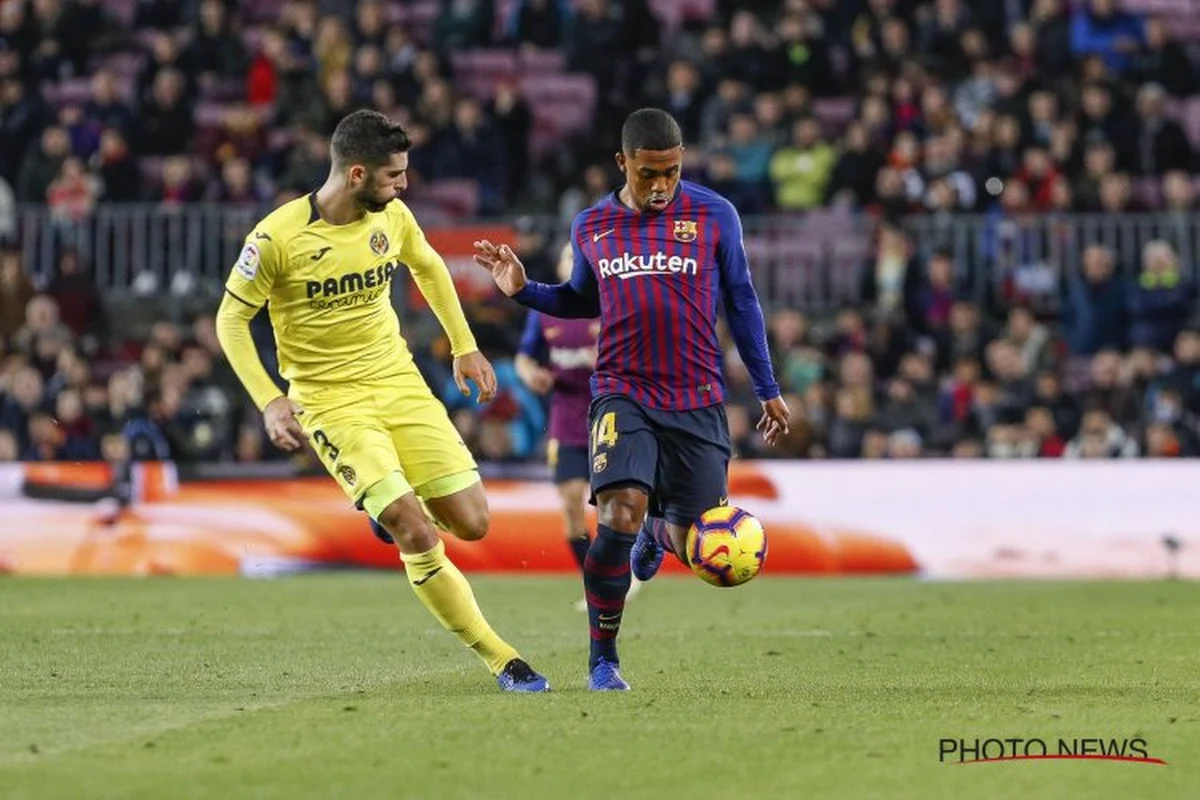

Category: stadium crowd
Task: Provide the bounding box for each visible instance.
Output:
[3,0,1200,464]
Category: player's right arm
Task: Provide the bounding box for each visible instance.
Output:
[214,230,305,450]
[473,217,600,318]
[515,311,554,395]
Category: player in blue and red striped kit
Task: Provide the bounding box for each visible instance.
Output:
[475,108,789,691]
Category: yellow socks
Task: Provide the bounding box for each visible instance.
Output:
[400,539,520,676]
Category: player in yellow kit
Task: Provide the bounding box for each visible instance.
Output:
[214,110,549,692]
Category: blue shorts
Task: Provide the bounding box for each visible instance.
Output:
[587,393,731,527]
[549,441,590,484]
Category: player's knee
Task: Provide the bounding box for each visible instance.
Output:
[597,488,647,534]
[378,500,439,553]
[451,505,489,541]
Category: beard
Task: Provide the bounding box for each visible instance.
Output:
[355,178,392,212]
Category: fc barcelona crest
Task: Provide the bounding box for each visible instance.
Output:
[369,229,389,256]
[673,220,698,243]
[337,464,357,487]
[592,452,608,473]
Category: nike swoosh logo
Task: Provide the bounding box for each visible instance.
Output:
[593,229,615,242]
[413,567,442,586]
[597,613,621,622]
[311,246,332,261]
[254,232,271,241]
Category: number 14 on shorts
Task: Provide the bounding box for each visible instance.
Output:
[592,412,618,450]
[591,412,618,474]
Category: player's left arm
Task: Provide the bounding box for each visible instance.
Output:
[714,201,790,445]
[396,204,496,401]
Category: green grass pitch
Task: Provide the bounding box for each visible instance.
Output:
[1,575,1197,799]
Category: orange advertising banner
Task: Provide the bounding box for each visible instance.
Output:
[407,225,516,309]
[0,462,919,578]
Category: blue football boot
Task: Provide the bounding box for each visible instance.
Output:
[630,525,665,582]
[588,658,631,691]
[497,659,551,693]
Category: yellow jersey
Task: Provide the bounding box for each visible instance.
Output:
[221,194,477,407]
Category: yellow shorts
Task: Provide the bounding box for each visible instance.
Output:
[295,368,478,514]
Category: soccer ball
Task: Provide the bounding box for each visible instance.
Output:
[685,505,767,587]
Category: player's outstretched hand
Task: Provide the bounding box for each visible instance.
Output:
[473,239,528,297]
[757,396,791,447]
[455,350,498,403]
[264,396,306,451]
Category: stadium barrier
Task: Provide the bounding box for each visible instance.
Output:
[12,205,1200,313]
[1,460,1196,579]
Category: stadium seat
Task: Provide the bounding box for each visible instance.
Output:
[769,239,827,309]
[518,49,567,76]
[812,98,857,139]
[414,179,482,219]
[451,49,519,81]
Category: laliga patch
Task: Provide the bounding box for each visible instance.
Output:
[235,242,260,280]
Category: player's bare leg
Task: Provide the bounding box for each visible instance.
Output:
[423,480,490,542]
[377,488,549,692]
[585,486,646,690]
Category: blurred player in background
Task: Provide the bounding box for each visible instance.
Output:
[215,110,549,693]
[516,242,643,609]
[476,108,788,690]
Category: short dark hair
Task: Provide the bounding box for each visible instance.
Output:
[330,110,411,169]
[621,108,682,154]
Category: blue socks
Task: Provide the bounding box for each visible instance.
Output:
[583,524,634,669]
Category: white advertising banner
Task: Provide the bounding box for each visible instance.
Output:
[736,461,1200,579]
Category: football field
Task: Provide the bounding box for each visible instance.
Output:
[1,575,1197,799]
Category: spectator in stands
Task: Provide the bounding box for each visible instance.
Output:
[46,248,104,346]
[155,155,200,207]
[1128,240,1194,354]
[1064,408,1139,458]
[434,0,495,54]
[826,385,873,459]
[0,248,34,339]
[768,116,835,210]
[1005,306,1053,375]
[565,0,625,101]
[17,124,69,203]
[488,78,532,205]
[84,70,134,139]
[46,155,100,223]
[1069,0,1143,75]
[826,121,883,207]
[432,96,506,215]
[184,0,250,89]
[1131,17,1196,98]
[1083,349,1142,426]
[135,0,184,31]
[1061,243,1128,356]
[0,365,45,452]
[136,69,193,156]
[509,0,570,50]
[93,128,141,202]
[1157,329,1200,413]
[207,155,259,205]
[1133,83,1194,176]
[1077,84,1136,171]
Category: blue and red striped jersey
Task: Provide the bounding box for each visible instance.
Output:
[514,180,779,412]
